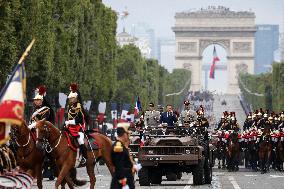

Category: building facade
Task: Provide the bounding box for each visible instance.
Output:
[255,25,279,73]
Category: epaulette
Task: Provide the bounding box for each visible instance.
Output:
[75,103,82,110]
[113,141,123,153]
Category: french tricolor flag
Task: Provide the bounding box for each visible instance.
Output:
[209,46,220,79]
[0,63,26,125]
[134,97,142,117]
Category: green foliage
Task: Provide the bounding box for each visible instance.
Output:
[240,62,284,111]
[0,0,191,116]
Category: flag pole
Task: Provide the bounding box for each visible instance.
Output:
[18,38,36,65]
[0,39,36,99]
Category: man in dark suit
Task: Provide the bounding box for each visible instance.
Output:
[160,104,178,127]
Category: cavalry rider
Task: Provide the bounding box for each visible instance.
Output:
[28,85,54,129]
[160,104,178,127]
[196,105,209,128]
[229,112,240,132]
[180,100,197,126]
[111,123,140,189]
[243,113,253,131]
[28,85,55,180]
[144,102,160,128]
[65,83,87,166]
[216,111,229,130]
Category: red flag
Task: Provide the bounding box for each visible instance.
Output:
[0,64,26,125]
[209,46,220,79]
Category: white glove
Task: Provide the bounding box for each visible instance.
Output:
[28,122,36,130]
[65,120,75,126]
[133,163,142,172]
[122,185,129,189]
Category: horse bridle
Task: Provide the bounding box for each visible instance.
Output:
[36,124,62,153]
[10,127,31,147]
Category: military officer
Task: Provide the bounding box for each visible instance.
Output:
[144,102,160,128]
[28,86,54,129]
[179,100,197,126]
[160,104,178,127]
[243,113,253,131]
[65,88,87,167]
[111,123,140,189]
[196,106,209,128]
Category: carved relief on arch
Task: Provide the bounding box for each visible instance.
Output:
[235,63,248,78]
[183,63,192,70]
[199,39,230,55]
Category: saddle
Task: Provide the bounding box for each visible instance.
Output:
[64,129,100,152]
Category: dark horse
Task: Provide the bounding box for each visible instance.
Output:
[258,131,272,174]
[227,131,240,172]
[216,135,227,169]
[36,120,115,189]
[10,122,45,189]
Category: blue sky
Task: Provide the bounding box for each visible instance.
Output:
[103,0,284,37]
[103,0,284,92]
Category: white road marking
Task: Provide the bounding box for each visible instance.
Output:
[244,175,258,177]
[212,173,222,189]
[183,175,193,189]
[270,175,284,178]
[228,176,241,189]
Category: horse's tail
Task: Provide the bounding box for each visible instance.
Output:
[70,167,87,186]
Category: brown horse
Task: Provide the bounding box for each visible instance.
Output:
[10,122,44,189]
[83,131,115,189]
[35,120,76,189]
[258,132,272,174]
[227,132,240,172]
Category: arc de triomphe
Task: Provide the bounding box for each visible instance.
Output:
[172,6,256,94]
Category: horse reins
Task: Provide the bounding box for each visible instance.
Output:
[15,133,31,147]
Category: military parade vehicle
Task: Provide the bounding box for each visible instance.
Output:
[137,123,215,186]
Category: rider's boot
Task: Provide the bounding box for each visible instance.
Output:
[78,144,87,168]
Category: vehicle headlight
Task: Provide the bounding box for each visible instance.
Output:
[148,150,154,154]
[185,150,191,154]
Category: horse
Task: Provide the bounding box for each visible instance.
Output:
[227,131,240,172]
[275,138,284,171]
[258,132,272,174]
[35,120,76,189]
[216,132,227,169]
[10,122,45,189]
[36,120,115,189]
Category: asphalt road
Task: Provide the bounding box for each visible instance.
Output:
[38,165,284,189]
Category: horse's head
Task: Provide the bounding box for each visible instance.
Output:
[10,122,27,141]
[35,120,50,150]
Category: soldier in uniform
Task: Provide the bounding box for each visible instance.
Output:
[111,123,140,189]
[179,100,197,126]
[65,87,87,167]
[196,106,209,128]
[144,103,160,128]
[28,86,54,129]
[229,112,240,132]
[243,113,253,131]
[28,85,55,180]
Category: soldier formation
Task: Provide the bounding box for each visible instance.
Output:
[214,109,284,173]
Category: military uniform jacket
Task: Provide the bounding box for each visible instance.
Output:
[180,109,196,125]
[30,106,51,123]
[111,140,133,180]
[144,110,160,127]
[67,102,85,135]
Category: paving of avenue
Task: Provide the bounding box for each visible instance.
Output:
[37,94,283,189]
[39,166,284,189]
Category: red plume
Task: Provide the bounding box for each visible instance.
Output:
[70,83,78,92]
[38,85,46,96]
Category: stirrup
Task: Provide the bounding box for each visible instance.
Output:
[77,157,86,168]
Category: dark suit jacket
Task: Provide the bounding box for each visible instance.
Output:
[160,112,178,127]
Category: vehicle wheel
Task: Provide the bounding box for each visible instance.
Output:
[138,167,150,186]
[150,169,162,184]
[193,159,205,185]
[204,158,212,184]
[166,172,177,181]
[177,172,182,180]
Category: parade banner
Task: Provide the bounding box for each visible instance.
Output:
[0,39,35,144]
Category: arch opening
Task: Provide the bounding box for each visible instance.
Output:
[201,44,228,93]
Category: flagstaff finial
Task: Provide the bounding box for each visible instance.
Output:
[18,38,36,65]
